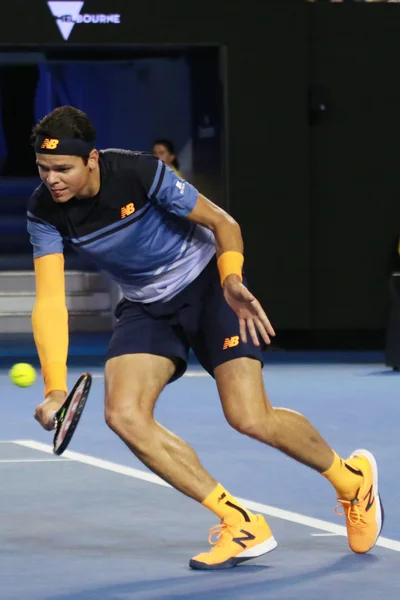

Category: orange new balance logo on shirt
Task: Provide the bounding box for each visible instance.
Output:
[223,336,240,350]
[121,203,136,218]
[40,138,59,150]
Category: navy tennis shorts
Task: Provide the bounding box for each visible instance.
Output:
[106,256,264,381]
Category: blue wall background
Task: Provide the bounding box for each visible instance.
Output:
[0,57,193,177]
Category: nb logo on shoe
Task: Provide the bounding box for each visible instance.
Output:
[121,202,136,219]
[233,529,256,549]
[223,336,239,350]
[364,485,375,512]
[41,138,60,150]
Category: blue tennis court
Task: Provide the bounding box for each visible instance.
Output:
[1,353,399,599]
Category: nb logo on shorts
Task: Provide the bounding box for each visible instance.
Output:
[121,202,136,218]
[40,138,60,150]
[223,336,240,350]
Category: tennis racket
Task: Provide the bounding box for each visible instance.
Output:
[52,372,92,456]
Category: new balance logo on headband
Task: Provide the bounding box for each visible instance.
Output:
[41,138,60,150]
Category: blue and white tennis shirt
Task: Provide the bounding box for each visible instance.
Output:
[27,150,216,302]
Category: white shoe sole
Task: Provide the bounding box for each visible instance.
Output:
[236,535,278,561]
[350,448,383,549]
[189,535,278,570]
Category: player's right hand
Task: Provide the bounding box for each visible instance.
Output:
[223,275,275,346]
[34,391,66,431]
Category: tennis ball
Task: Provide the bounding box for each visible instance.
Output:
[9,363,37,388]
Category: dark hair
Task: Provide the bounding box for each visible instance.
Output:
[31,106,96,164]
[153,138,179,170]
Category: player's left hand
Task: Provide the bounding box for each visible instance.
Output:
[223,275,276,346]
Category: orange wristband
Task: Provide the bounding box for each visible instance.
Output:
[217,251,244,286]
[42,362,68,398]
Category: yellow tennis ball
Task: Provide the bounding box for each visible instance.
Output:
[9,363,37,388]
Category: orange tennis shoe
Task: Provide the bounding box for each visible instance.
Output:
[189,513,277,570]
[335,448,384,554]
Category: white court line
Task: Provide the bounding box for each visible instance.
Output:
[184,372,209,377]
[92,370,209,380]
[0,458,68,463]
[13,439,400,553]
[311,533,340,537]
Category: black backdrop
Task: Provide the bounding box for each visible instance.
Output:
[1,1,400,344]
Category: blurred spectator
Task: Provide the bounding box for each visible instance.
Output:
[388,234,400,275]
[152,139,185,179]
[0,63,40,177]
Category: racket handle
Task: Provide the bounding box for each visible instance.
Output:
[50,411,58,428]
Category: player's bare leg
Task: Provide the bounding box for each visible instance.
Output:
[214,356,383,556]
[104,353,217,501]
[215,357,334,471]
[105,353,277,570]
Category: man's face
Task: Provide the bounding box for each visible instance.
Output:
[36,153,94,203]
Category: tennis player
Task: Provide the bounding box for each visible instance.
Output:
[29,106,383,570]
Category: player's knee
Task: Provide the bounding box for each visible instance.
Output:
[104,399,153,443]
[104,405,121,432]
[104,404,133,433]
[228,416,267,441]
[227,410,281,446]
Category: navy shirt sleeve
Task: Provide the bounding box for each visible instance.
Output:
[134,153,199,217]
